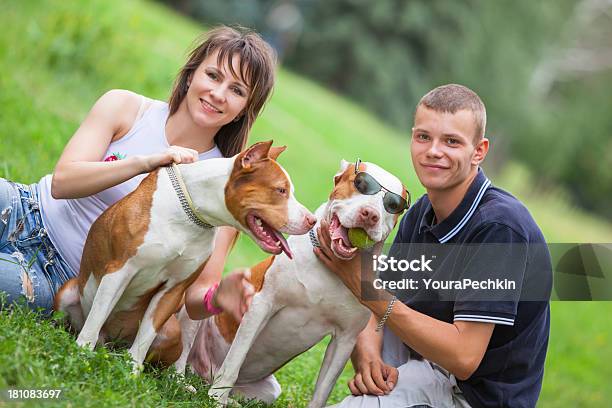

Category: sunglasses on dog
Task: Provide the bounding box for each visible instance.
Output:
[354,159,410,214]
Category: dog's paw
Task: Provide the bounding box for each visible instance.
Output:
[130,360,143,376]
[208,387,230,405]
[75,336,95,350]
[175,374,197,394]
[173,361,187,376]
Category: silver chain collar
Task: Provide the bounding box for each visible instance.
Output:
[309,228,320,248]
[166,165,214,229]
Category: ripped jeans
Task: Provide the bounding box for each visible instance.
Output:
[0,178,76,313]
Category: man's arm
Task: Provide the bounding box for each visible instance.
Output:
[364,298,494,380]
[314,220,495,382]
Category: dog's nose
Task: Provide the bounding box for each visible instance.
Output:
[306,213,317,228]
[359,206,380,227]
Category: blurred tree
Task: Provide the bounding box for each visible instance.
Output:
[157,0,612,219]
[526,0,612,218]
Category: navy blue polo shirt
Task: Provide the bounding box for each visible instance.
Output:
[389,168,552,408]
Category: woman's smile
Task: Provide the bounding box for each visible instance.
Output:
[200,98,223,114]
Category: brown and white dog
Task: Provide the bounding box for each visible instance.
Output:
[183,160,407,407]
[54,141,316,372]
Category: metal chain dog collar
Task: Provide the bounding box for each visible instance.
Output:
[166,163,214,229]
[309,228,321,248]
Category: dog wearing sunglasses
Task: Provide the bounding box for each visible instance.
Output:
[183,159,408,407]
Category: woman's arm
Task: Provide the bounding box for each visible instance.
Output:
[185,227,254,321]
[51,89,199,199]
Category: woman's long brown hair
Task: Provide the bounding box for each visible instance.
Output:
[168,26,277,157]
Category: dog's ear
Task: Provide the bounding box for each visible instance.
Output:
[269,145,287,161]
[333,159,351,185]
[241,140,273,168]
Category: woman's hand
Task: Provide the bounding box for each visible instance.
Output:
[138,145,199,173]
[213,268,255,322]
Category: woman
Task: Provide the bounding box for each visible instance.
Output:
[0,26,276,321]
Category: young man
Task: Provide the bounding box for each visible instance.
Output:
[315,84,552,407]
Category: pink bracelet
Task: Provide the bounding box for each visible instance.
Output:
[203,283,223,315]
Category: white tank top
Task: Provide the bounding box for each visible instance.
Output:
[38,98,223,275]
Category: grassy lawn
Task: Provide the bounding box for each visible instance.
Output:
[1,0,611,406]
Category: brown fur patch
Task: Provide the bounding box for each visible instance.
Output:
[102,281,165,341]
[54,277,78,312]
[78,170,160,291]
[146,314,183,367]
[268,146,286,160]
[152,258,208,331]
[394,184,409,223]
[249,255,275,292]
[214,256,276,343]
[225,143,291,233]
[100,258,208,342]
[329,163,364,201]
[214,311,240,344]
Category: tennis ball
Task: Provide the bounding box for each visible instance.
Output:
[348,228,375,249]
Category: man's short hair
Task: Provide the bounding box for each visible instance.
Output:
[416,84,487,142]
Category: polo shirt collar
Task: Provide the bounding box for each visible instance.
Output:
[419,168,491,243]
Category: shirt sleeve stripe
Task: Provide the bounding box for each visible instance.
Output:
[454,313,514,322]
[454,315,515,326]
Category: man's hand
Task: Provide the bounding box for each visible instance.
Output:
[213,269,255,322]
[349,358,398,396]
[349,317,397,396]
[313,219,367,298]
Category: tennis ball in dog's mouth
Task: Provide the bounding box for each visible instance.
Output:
[348,228,375,249]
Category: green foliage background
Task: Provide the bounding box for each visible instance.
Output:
[0,0,611,406]
[175,0,612,220]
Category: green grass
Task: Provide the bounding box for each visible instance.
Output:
[1,0,611,406]
[0,300,219,408]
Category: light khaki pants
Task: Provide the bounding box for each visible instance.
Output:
[327,328,471,408]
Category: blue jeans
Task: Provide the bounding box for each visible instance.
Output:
[0,178,76,313]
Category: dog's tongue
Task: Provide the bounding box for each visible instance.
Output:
[331,224,351,246]
[273,230,293,259]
